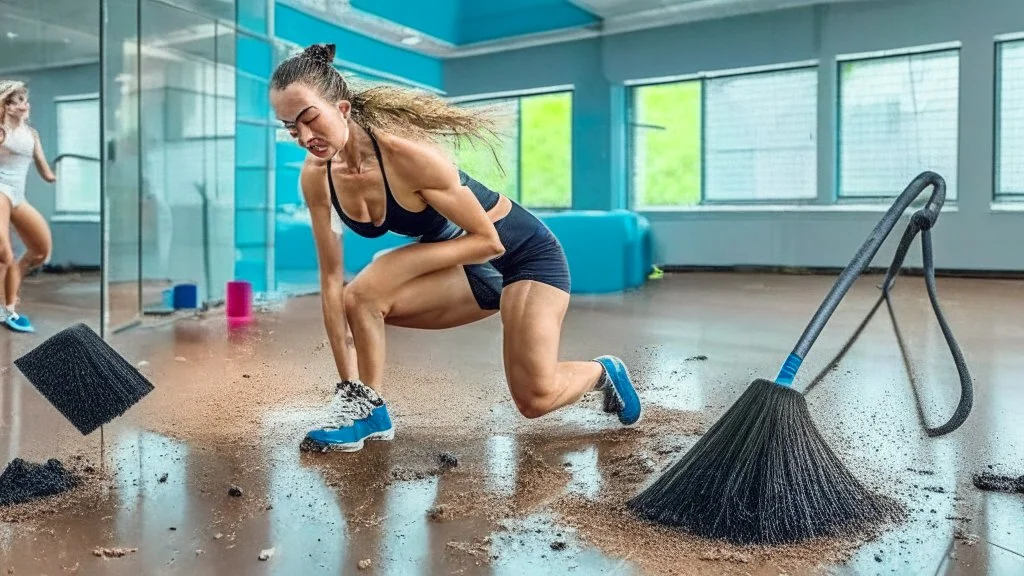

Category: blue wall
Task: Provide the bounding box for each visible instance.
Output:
[347,0,598,46]
[458,0,598,45]
[275,3,444,90]
[445,0,1024,272]
[352,0,460,45]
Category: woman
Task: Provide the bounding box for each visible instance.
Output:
[0,81,55,334]
[270,44,641,452]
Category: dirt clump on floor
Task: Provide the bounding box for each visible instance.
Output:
[972,472,1024,493]
[92,547,137,559]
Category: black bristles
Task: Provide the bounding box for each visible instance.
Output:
[14,323,154,436]
[627,379,901,545]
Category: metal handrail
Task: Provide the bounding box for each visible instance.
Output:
[54,153,100,164]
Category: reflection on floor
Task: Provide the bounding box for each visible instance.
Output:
[0,273,1022,575]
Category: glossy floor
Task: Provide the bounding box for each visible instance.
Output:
[1,272,1021,575]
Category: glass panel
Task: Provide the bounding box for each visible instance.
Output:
[103,0,143,330]
[631,81,702,207]
[138,0,235,311]
[0,0,102,331]
[453,98,519,200]
[520,92,572,208]
[838,49,960,199]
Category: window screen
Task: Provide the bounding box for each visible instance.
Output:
[838,49,959,199]
[997,40,1024,198]
[704,68,818,201]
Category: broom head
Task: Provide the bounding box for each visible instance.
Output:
[14,323,155,436]
[627,378,900,545]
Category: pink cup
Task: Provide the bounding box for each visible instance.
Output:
[226,280,253,320]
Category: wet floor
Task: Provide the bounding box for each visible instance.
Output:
[1,272,1022,575]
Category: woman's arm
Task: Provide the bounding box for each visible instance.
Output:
[302,161,359,382]
[370,135,505,281]
[31,129,56,183]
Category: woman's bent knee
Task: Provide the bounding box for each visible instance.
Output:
[508,373,558,419]
[344,277,387,319]
[24,249,47,269]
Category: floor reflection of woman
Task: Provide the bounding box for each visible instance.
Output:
[0,80,56,333]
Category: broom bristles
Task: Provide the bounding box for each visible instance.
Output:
[627,379,902,545]
[14,323,155,436]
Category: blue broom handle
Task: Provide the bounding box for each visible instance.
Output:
[775,171,946,386]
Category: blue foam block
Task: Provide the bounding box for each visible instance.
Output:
[538,209,651,294]
[172,284,198,309]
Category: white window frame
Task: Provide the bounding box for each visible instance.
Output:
[53,93,101,220]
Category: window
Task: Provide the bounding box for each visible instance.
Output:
[453,91,573,208]
[630,65,817,207]
[705,68,817,202]
[838,48,960,199]
[55,96,101,215]
[631,81,701,207]
[997,39,1024,198]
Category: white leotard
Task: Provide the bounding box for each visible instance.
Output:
[0,123,34,206]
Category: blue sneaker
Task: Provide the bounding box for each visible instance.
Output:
[301,380,394,453]
[4,312,35,333]
[594,355,642,426]
[301,404,394,452]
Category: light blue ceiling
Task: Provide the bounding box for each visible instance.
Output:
[349,0,600,46]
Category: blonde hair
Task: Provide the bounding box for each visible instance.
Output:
[0,80,29,124]
[270,44,505,165]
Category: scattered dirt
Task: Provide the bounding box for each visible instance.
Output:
[685,355,708,362]
[446,536,493,565]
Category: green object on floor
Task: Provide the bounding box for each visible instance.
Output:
[648,266,664,280]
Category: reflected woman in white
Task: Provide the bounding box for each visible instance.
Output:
[0,80,56,333]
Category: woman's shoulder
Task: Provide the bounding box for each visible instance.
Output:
[372,130,456,185]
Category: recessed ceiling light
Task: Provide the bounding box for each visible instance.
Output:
[400,35,421,46]
[5,32,18,39]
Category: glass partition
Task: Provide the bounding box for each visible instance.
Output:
[100,0,239,333]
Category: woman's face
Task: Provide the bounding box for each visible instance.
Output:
[271,82,350,160]
[3,91,30,121]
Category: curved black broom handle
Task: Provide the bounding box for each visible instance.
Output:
[801,214,973,436]
[775,171,946,385]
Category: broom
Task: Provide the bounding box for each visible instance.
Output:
[627,171,974,545]
[14,323,155,435]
